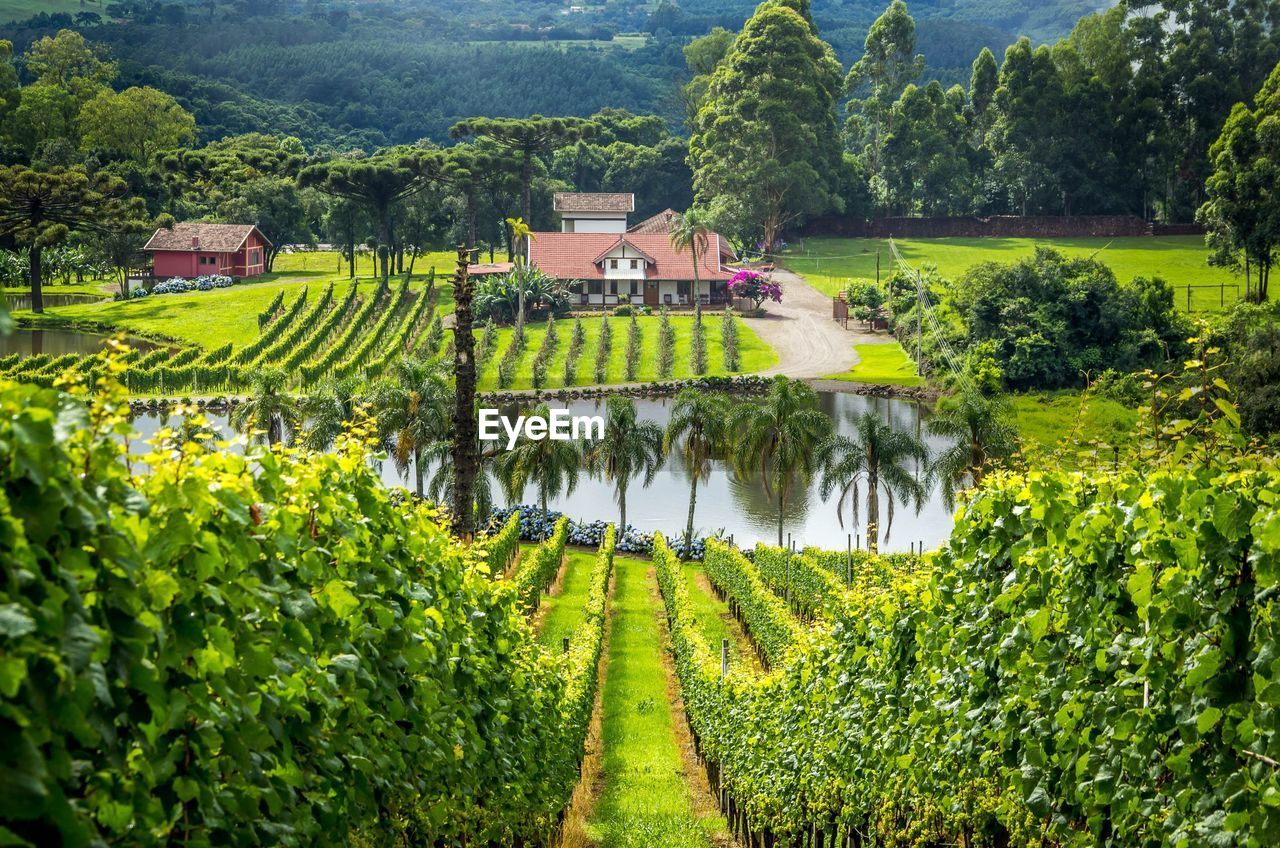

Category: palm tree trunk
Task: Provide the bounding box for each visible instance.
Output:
[29,244,44,315]
[618,485,627,533]
[867,470,880,553]
[684,475,698,561]
[777,490,785,547]
[415,448,424,497]
[450,245,479,540]
[268,413,281,447]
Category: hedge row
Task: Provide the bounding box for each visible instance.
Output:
[659,432,1280,846]
[236,286,309,365]
[702,540,805,667]
[482,510,522,576]
[0,372,588,846]
[752,543,846,619]
[281,281,359,372]
[298,280,387,383]
[511,516,569,611]
[250,281,335,367]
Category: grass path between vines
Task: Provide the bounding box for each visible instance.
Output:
[535,549,597,645]
[585,558,730,848]
[682,564,762,675]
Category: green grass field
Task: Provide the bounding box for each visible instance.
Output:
[587,558,726,846]
[272,249,458,279]
[682,563,756,670]
[824,341,924,387]
[0,0,85,23]
[477,314,778,391]
[782,236,1258,311]
[1011,391,1140,453]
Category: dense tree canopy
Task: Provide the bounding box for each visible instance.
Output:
[689,0,845,250]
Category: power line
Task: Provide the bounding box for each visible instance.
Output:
[887,238,974,395]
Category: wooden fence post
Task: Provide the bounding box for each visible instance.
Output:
[721,639,730,678]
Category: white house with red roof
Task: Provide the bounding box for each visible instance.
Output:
[530,196,738,308]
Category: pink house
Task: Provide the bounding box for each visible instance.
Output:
[143,222,271,279]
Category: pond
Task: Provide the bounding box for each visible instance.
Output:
[1,328,169,357]
[4,292,107,311]
[128,391,955,554]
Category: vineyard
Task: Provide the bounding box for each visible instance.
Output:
[3,358,1278,847]
[0,274,443,394]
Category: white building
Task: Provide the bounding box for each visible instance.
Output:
[554,192,634,233]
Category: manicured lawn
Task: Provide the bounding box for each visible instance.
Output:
[536,548,597,649]
[272,248,459,279]
[587,558,725,846]
[824,341,924,387]
[18,277,341,350]
[4,282,116,298]
[476,314,778,391]
[782,236,1259,310]
[1011,391,1140,453]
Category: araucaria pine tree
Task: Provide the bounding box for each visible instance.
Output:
[658,307,675,377]
[721,307,739,371]
[625,314,642,381]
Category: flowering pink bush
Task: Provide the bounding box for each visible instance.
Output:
[727,269,782,308]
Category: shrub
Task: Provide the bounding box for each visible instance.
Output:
[690,318,707,375]
[657,307,675,377]
[593,318,612,384]
[721,307,739,371]
[625,314,642,380]
[613,304,633,317]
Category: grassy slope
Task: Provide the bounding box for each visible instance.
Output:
[0,0,83,23]
[476,314,778,391]
[273,249,458,279]
[536,548,596,650]
[587,557,722,847]
[1012,391,1140,452]
[825,341,924,386]
[782,236,1257,310]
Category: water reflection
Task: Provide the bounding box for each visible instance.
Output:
[127,391,955,553]
[1,328,167,357]
[5,293,106,311]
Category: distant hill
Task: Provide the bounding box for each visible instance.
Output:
[0,0,1114,149]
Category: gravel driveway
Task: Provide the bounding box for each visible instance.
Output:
[741,269,879,379]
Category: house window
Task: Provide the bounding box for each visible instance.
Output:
[630,259,639,270]
[588,280,603,295]
[610,259,618,269]
[632,281,642,295]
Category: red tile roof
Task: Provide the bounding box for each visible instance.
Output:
[553,192,634,213]
[628,208,678,234]
[527,231,734,281]
[468,262,514,276]
[143,222,270,253]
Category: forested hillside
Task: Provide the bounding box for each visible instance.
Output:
[0,0,1108,148]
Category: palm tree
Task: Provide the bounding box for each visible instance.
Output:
[664,390,731,559]
[669,207,712,321]
[819,412,928,553]
[232,367,298,446]
[733,377,832,546]
[367,357,452,496]
[299,374,364,452]
[585,395,665,532]
[505,216,535,339]
[421,435,497,523]
[928,390,1018,509]
[493,402,584,512]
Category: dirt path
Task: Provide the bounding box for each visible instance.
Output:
[739,269,881,380]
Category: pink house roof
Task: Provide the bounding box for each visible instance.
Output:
[143,222,271,253]
[528,232,735,282]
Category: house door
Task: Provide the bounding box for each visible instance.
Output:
[644,280,659,306]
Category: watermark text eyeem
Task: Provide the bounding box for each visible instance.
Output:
[478,408,604,450]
